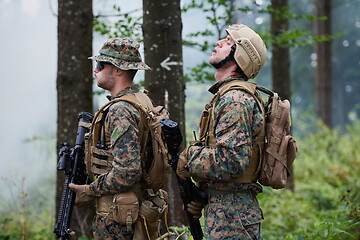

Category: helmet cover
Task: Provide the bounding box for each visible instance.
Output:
[226,24,267,79]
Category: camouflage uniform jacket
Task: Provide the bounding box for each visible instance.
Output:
[187,76,265,239]
[89,85,142,196]
[187,76,264,192]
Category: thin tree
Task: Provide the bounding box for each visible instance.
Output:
[314,0,332,127]
[142,0,187,228]
[56,0,93,237]
[271,0,291,101]
[270,0,294,190]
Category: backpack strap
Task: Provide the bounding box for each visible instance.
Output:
[114,92,171,190]
[115,93,156,187]
[219,80,265,114]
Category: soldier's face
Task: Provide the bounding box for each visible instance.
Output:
[94,62,116,90]
[209,34,235,66]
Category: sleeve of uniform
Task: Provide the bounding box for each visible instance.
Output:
[89,102,142,195]
[187,92,254,181]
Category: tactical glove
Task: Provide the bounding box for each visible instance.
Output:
[187,201,205,220]
[176,148,191,180]
[69,183,95,208]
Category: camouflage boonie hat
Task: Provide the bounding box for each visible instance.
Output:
[89,38,150,70]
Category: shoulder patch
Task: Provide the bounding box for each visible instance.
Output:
[111,125,129,144]
[111,127,121,143]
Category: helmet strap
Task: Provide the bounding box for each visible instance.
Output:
[211,44,236,69]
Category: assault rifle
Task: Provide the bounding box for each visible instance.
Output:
[160,119,208,240]
[53,112,93,240]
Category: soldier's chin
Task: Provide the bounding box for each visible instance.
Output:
[97,82,107,90]
[210,61,222,69]
[208,59,217,68]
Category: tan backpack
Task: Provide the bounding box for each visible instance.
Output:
[209,81,298,189]
[119,94,172,191]
[256,86,298,189]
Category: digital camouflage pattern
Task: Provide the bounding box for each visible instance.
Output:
[187,76,264,182]
[88,85,142,238]
[89,85,142,195]
[187,76,264,239]
[205,192,262,240]
[89,38,151,71]
[93,215,133,240]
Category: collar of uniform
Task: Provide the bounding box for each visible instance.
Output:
[208,75,247,94]
[106,84,140,101]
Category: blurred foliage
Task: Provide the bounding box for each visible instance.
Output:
[182,0,241,83]
[181,0,341,83]
[182,0,238,52]
[259,120,360,239]
[2,119,359,239]
[183,0,339,50]
[0,176,55,240]
[185,83,213,142]
[93,4,143,42]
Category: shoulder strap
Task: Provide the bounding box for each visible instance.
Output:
[218,80,265,116]
[219,80,257,97]
[113,91,154,113]
[256,85,274,96]
[99,92,154,161]
[116,93,154,167]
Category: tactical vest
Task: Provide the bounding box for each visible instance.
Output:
[85,91,153,179]
[198,80,265,183]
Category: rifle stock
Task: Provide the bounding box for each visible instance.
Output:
[53,112,93,240]
[160,118,207,240]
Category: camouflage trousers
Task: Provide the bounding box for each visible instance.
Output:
[204,191,263,240]
[92,215,133,240]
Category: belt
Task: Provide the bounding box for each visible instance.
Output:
[207,183,262,198]
[207,188,249,198]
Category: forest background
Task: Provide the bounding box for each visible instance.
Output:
[0,0,359,239]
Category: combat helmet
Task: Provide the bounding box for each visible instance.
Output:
[226,24,267,79]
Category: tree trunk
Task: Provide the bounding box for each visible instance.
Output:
[271,0,294,190]
[57,0,94,237]
[142,0,187,228]
[314,0,332,127]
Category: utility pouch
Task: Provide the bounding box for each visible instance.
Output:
[133,189,170,240]
[110,192,139,231]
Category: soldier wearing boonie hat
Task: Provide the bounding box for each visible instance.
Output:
[69,38,153,239]
[89,38,151,70]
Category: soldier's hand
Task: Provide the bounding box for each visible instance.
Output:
[69,183,94,208]
[187,201,205,220]
[176,149,191,180]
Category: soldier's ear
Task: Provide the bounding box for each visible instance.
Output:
[114,68,125,77]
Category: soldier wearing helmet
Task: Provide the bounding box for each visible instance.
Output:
[69,38,152,239]
[177,24,267,239]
